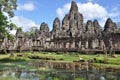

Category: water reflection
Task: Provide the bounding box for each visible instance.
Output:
[100,76,105,80]
[0,69,119,80]
[11,72,16,78]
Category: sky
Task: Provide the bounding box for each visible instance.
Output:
[10,0,120,34]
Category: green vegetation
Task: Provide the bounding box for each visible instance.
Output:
[0,0,17,42]
[0,77,18,80]
[0,52,120,70]
[0,52,119,80]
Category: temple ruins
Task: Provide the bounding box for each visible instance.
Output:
[1,1,120,54]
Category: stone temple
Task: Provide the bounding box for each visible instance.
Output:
[1,1,120,54]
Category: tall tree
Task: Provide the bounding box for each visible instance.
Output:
[0,0,17,42]
[15,27,23,37]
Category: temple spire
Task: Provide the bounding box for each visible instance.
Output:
[70,1,78,13]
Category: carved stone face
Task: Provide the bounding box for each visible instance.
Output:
[53,20,60,30]
[70,19,77,29]
[44,24,49,32]
[87,21,92,26]
[71,30,76,37]
[40,22,49,33]
[53,18,60,31]
[62,21,69,31]
[93,20,99,27]
[104,18,119,33]
[86,20,94,31]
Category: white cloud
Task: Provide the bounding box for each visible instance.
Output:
[56,2,119,27]
[78,2,108,20]
[17,3,35,11]
[11,15,38,31]
[57,2,108,20]
[56,3,70,19]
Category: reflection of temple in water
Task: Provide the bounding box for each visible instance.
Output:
[0,69,120,80]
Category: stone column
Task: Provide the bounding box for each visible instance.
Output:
[85,41,88,49]
[78,41,81,49]
[71,41,75,49]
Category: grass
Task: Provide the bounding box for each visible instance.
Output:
[0,52,120,70]
[0,77,19,80]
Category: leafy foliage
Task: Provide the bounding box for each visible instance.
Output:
[24,26,38,38]
[0,0,17,42]
[0,0,17,18]
[0,12,8,39]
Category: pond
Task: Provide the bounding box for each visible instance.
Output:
[0,69,120,80]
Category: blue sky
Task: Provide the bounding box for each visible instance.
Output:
[11,0,120,34]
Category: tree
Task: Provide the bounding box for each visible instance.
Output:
[15,27,23,37]
[0,12,8,41]
[117,22,120,32]
[29,26,38,37]
[29,26,38,34]
[0,0,17,17]
[0,0,17,42]
[24,26,38,38]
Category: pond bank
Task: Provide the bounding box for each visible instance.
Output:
[0,52,120,72]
